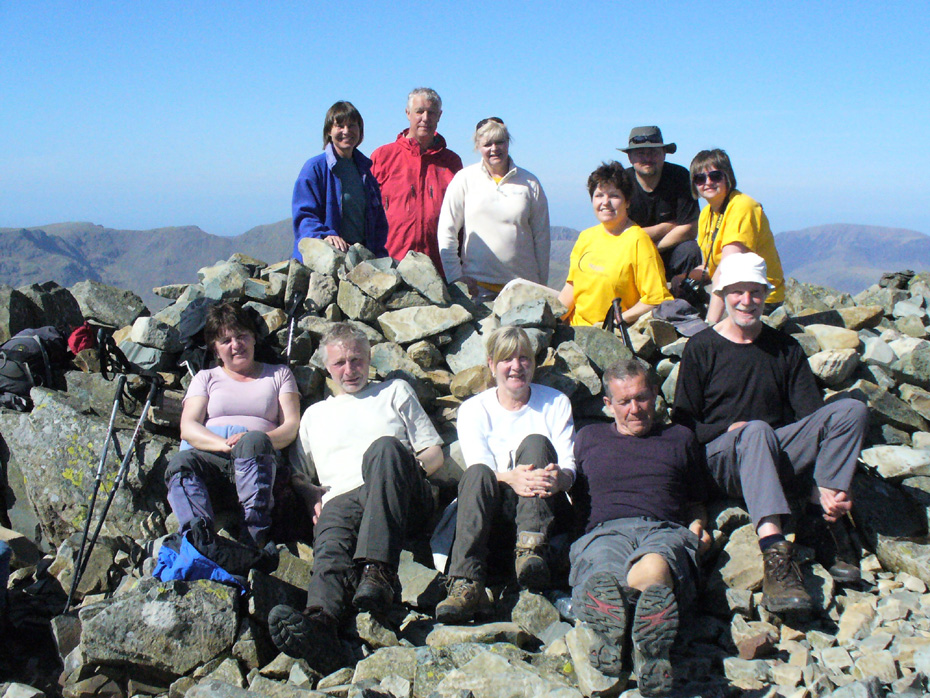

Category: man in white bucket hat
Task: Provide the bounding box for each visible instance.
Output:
[673,252,868,613]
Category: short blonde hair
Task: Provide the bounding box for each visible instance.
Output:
[486,326,534,367]
[474,118,511,150]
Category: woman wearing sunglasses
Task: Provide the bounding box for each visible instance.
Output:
[438,117,550,300]
[688,149,784,323]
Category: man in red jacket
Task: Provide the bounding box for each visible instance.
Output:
[370,88,463,275]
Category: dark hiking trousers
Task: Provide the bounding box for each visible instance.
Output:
[447,433,571,582]
[165,430,277,545]
[661,239,703,280]
[306,436,435,620]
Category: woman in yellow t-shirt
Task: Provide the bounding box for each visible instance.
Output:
[558,162,672,326]
[687,148,785,323]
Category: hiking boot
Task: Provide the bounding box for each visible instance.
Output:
[436,577,485,624]
[268,605,347,673]
[762,541,814,613]
[631,585,678,697]
[797,513,861,584]
[575,571,628,677]
[352,561,399,616]
[514,531,550,589]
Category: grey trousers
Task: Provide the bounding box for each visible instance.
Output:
[705,398,868,527]
[570,517,700,610]
[165,430,278,543]
[306,436,434,620]
[447,434,569,582]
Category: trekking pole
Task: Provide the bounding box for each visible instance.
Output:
[65,376,159,610]
[284,289,307,367]
[64,374,127,612]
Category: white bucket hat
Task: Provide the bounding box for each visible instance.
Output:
[713,252,774,295]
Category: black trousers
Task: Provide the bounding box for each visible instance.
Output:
[447,434,570,582]
[306,436,435,619]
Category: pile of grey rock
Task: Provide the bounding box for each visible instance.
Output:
[1,248,930,698]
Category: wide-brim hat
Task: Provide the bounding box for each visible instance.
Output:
[619,126,677,154]
[713,252,775,295]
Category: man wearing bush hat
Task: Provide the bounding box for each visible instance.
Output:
[620,126,701,281]
[673,252,869,613]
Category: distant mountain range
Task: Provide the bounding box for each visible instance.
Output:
[1,221,927,311]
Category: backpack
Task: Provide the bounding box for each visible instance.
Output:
[0,326,69,410]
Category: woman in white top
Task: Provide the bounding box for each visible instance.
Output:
[437,117,550,299]
[164,302,301,546]
[435,326,575,624]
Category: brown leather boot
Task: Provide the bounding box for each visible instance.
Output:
[762,541,814,613]
[514,531,550,589]
[436,577,485,624]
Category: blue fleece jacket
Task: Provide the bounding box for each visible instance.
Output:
[291,143,389,261]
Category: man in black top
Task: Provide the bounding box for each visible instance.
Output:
[571,359,709,697]
[673,253,869,613]
[619,126,701,281]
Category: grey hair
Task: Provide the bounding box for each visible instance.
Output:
[407,87,442,111]
[320,322,370,353]
[602,359,654,398]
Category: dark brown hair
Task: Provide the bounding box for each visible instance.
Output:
[587,161,633,200]
[204,302,258,353]
[323,101,364,149]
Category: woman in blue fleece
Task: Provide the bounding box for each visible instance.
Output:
[291,101,389,261]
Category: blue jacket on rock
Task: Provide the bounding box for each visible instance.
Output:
[291,143,389,261]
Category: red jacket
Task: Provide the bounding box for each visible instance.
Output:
[370,130,463,276]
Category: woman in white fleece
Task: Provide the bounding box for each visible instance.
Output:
[437,117,550,299]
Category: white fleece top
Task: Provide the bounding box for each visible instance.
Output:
[437,159,550,287]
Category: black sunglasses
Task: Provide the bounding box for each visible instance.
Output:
[629,133,663,145]
[692,170,727,186]
[476,116,504,130]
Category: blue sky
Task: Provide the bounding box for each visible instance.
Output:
[2,1,928,237]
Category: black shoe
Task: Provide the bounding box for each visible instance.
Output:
[631,585,678,697]
[352,561,399,616]
[797,513,861,583]
[575,572,628,677]
[267,605,347,673]
[762,541,814,613]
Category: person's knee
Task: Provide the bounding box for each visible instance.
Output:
[163,449,203,485]
[737,420,779,453]
[460,463,496,490]
[828,398,869,430]
[233,431,274,458]
[627,552,674,590]
[363,436,417,481]
[514,433,556,468]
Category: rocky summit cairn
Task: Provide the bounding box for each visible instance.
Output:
[1,252,930,697]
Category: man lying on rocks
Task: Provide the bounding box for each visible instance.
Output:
[268,322,444,671]
[570,359,711,697]
[673,252,869,613]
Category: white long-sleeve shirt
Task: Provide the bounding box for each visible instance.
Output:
[437,160,550,287]
[456,384,575,474]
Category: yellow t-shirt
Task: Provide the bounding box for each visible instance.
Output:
[566,223,672,326]
[698,191,785,303]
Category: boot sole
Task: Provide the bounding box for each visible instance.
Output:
[268,604,312,659]
[268,604,347,673]
[575,572,627,677]
[632,585,678,697]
